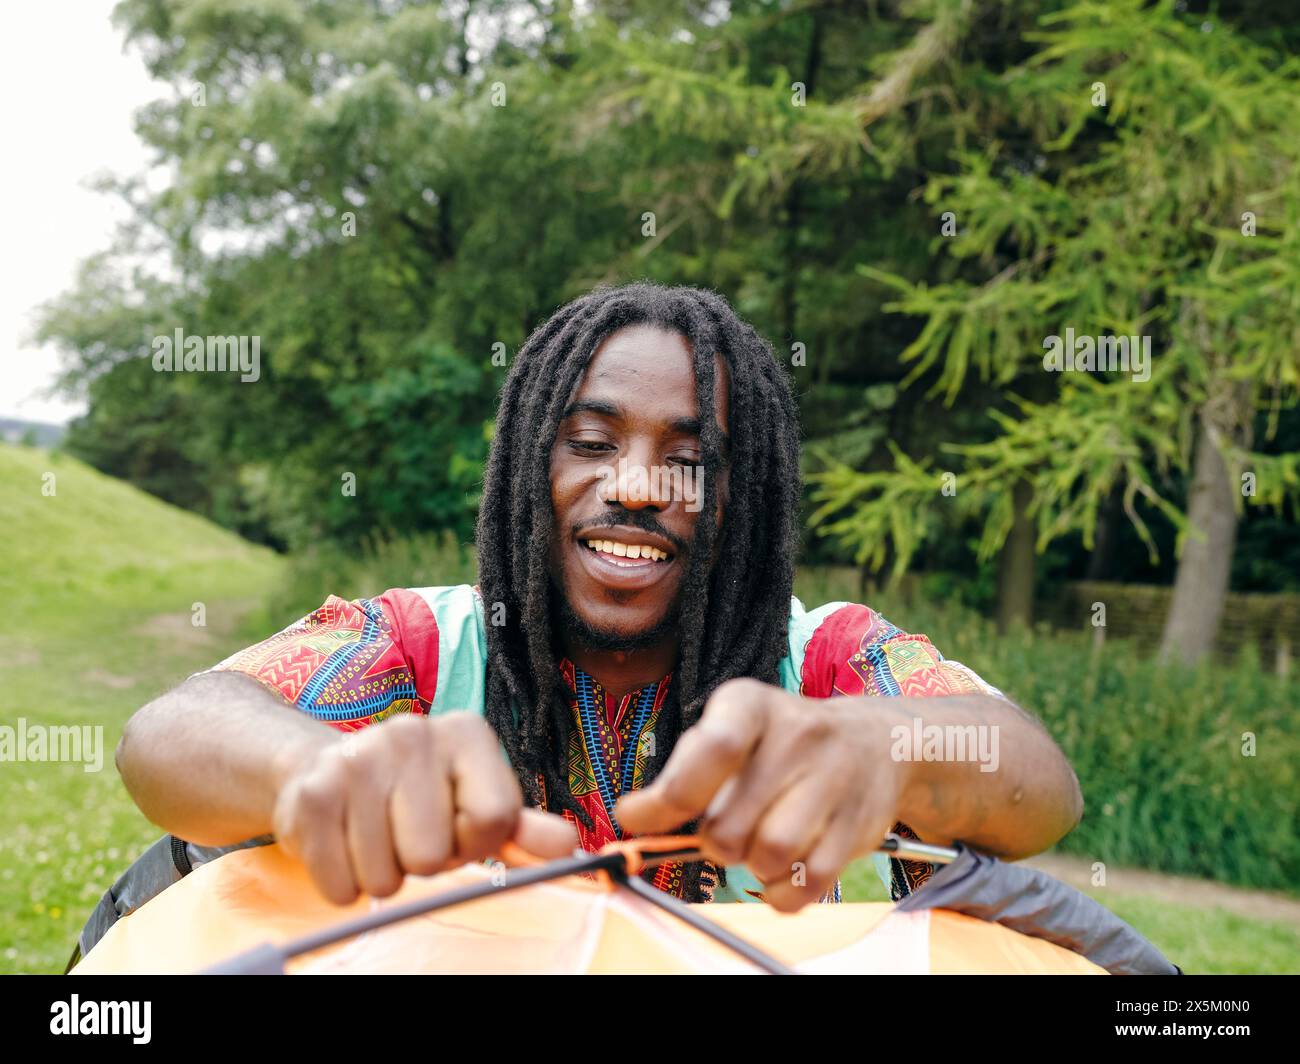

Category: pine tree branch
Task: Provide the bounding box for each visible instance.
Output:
[850,0,975,127]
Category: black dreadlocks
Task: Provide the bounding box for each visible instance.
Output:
[475,282,802,901]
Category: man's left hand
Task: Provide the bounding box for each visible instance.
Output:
[615,678,907,911]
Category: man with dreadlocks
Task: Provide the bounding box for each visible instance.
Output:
[115,282,1082,915]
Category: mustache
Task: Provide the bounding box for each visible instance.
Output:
[571,511,689,554]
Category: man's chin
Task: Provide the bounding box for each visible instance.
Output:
[555,595,675,653]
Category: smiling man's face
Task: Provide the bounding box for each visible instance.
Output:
[548,324,730,650]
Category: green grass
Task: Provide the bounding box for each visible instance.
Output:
[255,529,477,629]
[837,857,1300,973]
[0,447,278,632]
[0,445,282,973]
[795,568,1300,896]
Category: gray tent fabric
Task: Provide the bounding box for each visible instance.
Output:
[69,833,273,970]
[895,844,1179,975]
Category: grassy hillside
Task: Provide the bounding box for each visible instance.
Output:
[0,445,279,628]
[0,445,282,973]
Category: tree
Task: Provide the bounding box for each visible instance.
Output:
[39,0,990,550]
[809,0,1300,662]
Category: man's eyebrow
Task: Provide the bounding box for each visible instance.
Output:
[561,402,731,450]
[561,399,622,419]
[672,416,732,454]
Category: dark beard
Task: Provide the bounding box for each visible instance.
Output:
[552,590,679,653]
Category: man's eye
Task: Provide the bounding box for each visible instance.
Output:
[669,454,703,467]
[569,439,614,453]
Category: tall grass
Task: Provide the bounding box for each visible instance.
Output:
[798,567,1300,894]
[252,530,477,633]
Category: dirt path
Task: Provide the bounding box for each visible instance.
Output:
[1021,853,1300,929]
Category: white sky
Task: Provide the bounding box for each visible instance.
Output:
[0,2,162,424]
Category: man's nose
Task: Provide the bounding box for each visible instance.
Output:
[598,455,669,510]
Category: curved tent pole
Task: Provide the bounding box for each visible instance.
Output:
[202,841,785,974]
[611,871,797,974]
[201,833,959,976]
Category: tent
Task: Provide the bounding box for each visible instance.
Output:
[69,834,1178,975]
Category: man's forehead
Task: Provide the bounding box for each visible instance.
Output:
[570,325,730,426]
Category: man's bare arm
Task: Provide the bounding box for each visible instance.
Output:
[891,693,1084,860]
[115,670,578,903]
[115,670,338,847]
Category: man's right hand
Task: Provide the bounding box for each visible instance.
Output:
[270,711,578,905]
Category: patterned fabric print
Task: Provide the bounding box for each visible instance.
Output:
[541,659,845,904]
[798,602,1004,901]
[886,822,936,900]
[539,661,720,901]
[206,586,1002,905]
[208,592,431,732]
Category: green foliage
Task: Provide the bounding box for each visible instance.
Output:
[796,566,1300,897]
[30,0,1300,585]
[36,0,993,553]
[811,0,1300,579]
[809,441,950,575]
[40,0,640,548]
[256,529,476,628]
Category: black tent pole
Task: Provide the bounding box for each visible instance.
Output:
[202,835,957,975]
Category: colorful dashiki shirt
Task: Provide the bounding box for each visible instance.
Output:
[208,586,1005,904]
[543,659,699,896]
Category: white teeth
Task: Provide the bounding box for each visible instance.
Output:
[584,539,670,562]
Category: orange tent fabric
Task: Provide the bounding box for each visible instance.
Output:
[72,844,1105,975]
